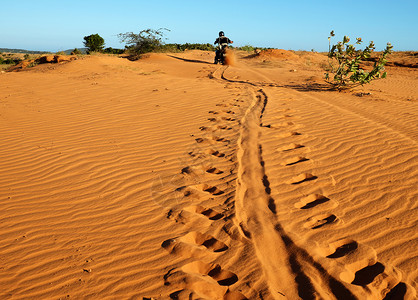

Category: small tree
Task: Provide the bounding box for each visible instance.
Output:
[325,31,393,90]
[71,48,83,55]
[83,34,105,53]
[118,28,169,58]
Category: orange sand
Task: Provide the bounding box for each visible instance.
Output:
[0,50,417,299]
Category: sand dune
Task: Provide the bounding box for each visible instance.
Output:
[0,50,417,299]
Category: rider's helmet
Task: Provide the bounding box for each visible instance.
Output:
[219,31,224,37]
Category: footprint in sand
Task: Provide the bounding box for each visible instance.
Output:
[304,213,339,229]
[208,117,218,122]
[168,205,225,225]
[324,239,359,258]
[170,288,247,300]
[199,125,232,131]
[294,194,330,209]
[283,156,309,166]
[177,184,225,197]
[278,131,302,138]
[171,205,225,222]
[193,205,224,220]
[181,261,238,286]
[167,272,247,300]
[321,238,379,283]
[202,185,225,195]
[181,165,223,176]
[187,150,205,159]
[162,231,228,257]
[206,166,224,174]
[278,143,304,152]
[208,149,226,158]
[195,136,229,145]
[216,125,232,130]
[209,110,219,114]
[195,137,212,144]
[323,236,412,297]
[212,136,230,143]
[383,282,415,299]
[221,117,236,122]
[287,173,317,184]
[351,262,386,286]
[318,234,408,298]
[349,261,408,298]
[180,166,200,176]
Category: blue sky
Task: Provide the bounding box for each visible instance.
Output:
[1,0,417,52]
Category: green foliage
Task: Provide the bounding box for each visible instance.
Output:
[0,57,18,65]
[103,47,124,54]
[83,33,105,53]
[325,30,393,90]
[163,43,216,52]
[72,48,83,55]
[237,45,256,52]
[118,28,169,58]
[233,45,271,52]
[27,61,39,68]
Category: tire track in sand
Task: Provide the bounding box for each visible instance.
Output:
[234,88,356,299]
[221,65,414,299]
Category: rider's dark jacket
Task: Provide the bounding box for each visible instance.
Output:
[214,36,232,45]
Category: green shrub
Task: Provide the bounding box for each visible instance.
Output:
[0,57,18,65]
[162,43,216,52]
[325,30,393,90]
[83,33,105,53]
[103,47,124,54]
[237,45,255,52]
[118,28,169,58]
[72,48,83,55]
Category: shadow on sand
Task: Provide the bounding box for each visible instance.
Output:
[167,55,213,65]
[283,83,332,92]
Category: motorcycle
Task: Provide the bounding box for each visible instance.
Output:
[215,43,229,65]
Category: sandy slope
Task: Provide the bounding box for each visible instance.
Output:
[0,50,417,299]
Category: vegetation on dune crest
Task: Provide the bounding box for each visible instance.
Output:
[117,28,270,58]
[83,34,105,53]
[103,47,124,54]
[164,43,216,52]
[118,28,170,58]
[325,30,393,90]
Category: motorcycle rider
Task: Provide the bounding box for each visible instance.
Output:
[214,31,233,64]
